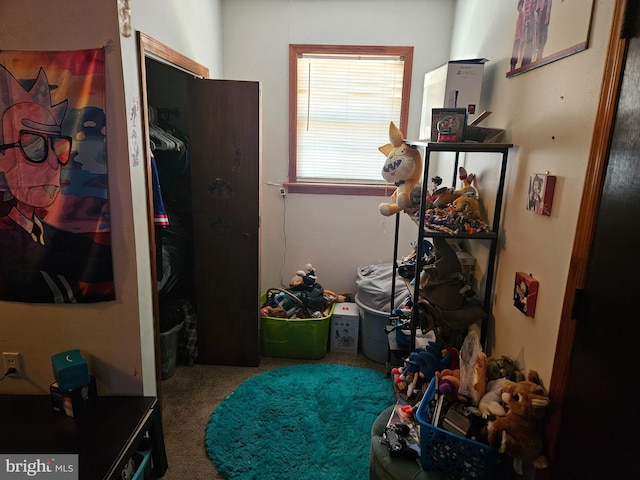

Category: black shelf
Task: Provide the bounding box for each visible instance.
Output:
[407,141,513,152]
[395,141,512,352]
[404,208,499,240]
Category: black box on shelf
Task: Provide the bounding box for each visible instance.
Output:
[50,375,97,417]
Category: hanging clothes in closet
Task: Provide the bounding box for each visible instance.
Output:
[149,106,198,366]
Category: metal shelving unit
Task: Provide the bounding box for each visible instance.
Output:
[395,141,513,353]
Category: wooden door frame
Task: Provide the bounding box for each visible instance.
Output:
[136,32,209,404]
[539,1,628,477]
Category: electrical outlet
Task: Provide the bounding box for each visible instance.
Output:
[279,186,286,196]
[3,352,23,377]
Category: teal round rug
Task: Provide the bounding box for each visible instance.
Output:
[205,363,394,480]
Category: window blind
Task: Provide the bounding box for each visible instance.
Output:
[296,54,405,183]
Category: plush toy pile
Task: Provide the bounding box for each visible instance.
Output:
[393,331,551,472]
[406,166,491,235]
[391,341,459,399]
[261,263,346,319]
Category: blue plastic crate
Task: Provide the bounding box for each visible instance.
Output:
[416,377,498,480]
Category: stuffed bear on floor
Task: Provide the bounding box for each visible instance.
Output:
[484,370,550,470]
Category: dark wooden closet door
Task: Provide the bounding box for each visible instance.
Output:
[188,79,261,366]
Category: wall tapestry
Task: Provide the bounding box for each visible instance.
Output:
[0,48,114,303]
[507,0,595,78]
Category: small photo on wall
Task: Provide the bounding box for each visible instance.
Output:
[526,173,556,216]
[514,272,539,317]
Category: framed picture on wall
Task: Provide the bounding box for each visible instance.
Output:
[514,272,539,317]
[507,0,595,78]
[526,173,556,216]
[431,108,467,142]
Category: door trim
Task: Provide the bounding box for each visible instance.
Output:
[540,1,628,477]
[136,31,209,406]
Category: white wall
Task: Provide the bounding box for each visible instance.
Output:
[132,0,223,73]
[448,0,614,382]
[222,0,457,295]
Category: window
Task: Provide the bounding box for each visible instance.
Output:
[288,44,414,195]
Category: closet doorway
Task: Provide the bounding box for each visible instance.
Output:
[137,33,262,394]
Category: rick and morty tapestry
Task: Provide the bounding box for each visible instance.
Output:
[0,48,114,303]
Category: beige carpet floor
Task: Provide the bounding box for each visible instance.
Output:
[160,351,387,479]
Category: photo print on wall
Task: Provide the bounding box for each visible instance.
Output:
[526,173,556,216]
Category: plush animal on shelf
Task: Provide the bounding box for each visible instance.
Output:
[453,191,481,217]
[455,166,476,195]
[431,187,460,208]
[429,167,477,209]
[378,122,423,216]
[485,371,550,469]
[450,166,481,217]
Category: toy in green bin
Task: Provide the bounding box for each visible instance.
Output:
[261,264,347,319]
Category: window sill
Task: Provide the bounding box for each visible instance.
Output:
[284,182,396,196]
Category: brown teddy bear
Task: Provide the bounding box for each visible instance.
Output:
[484,370,550,469]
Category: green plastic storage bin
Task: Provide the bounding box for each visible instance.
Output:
[260,294,334,359]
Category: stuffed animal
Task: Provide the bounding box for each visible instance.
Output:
[454,166,476,196]
[289,263,318,290]
[435,368,465,403]
[478,377,508,418]
[486,355,525,383]
[391,367,411,393]
[395,343,453,397]
[448,166,480,216]
[485,371,550,469]
[452,191,481,217]
[260,305,288,318]
[378,122,423,216]
[431,187,460,208]
[443,346,460,370]
[286,264,348,317]
[429,167,476,209]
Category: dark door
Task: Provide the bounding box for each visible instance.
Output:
[187,79,261,366]
[550,15,640,479]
